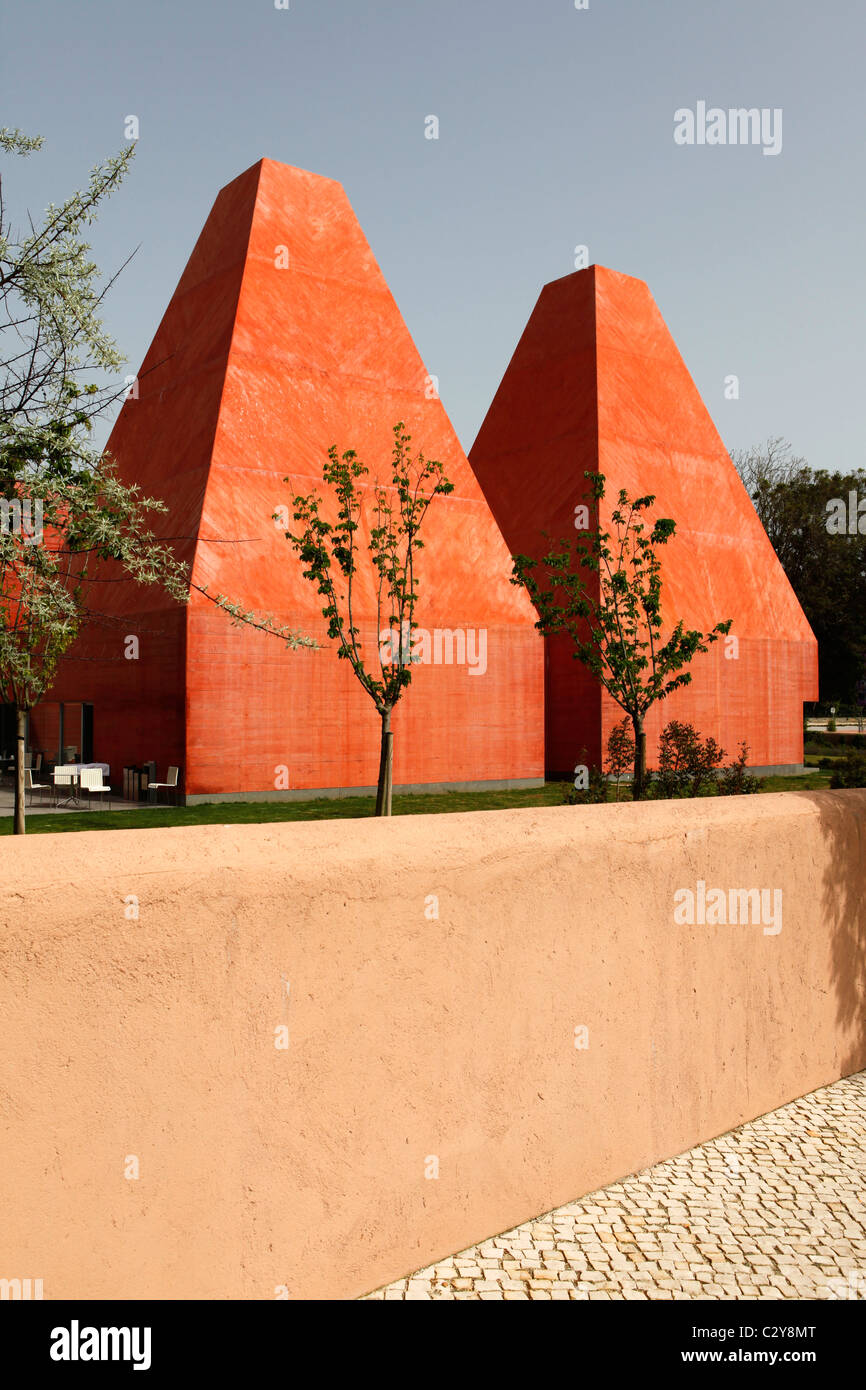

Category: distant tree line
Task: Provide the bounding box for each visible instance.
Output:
[731,437,866,709]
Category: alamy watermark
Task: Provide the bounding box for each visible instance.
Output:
[50,1321,151,1371]
[825,491,866,535]
[0,1276,43,1300]
[673,880,782,936]
[674,102,782,157]
[379,622,487,675]
[0,497,43,545]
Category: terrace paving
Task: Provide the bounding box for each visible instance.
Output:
[364,1071,866,1301]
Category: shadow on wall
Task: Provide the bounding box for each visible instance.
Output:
[802,790,866,1077]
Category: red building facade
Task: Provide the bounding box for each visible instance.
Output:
[469,265,818,776]
[39,160,545,800]
[37,178,815,799]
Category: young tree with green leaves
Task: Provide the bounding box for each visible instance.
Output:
[287,422,453,816]
[512,472,732,799]
[605,718,634,801]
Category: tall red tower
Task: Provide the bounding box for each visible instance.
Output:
[41,161,544,799]
[469,265,818,776]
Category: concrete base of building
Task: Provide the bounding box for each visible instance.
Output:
[750,764,814,778]
[183,776,545,806]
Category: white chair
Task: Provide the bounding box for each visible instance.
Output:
[52,764,79,807]
[79,767,112,810]
[25,767,51,807]
[148,766,180,804]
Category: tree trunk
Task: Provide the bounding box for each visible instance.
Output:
[13,705,27,835]
[632,716,647,801]
[375,707,394,817]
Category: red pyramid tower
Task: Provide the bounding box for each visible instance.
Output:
[40,160,544,798]
[469,265,818,776]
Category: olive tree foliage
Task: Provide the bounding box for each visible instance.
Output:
[0,127,134,432]
[0,129,192,831]
[0,442,189,759]
[513,473,732,799]
[0,129,316,835]
[286,422,453,816]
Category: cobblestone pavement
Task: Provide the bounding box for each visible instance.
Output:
[364,1071,866,1300]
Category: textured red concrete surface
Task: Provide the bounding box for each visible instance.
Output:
[44,160,544,795]
[470,265,818,775]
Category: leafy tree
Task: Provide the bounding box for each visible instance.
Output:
[0,442,188,832]
[730,436,807,560]
[513,474,731,799]
[0,129,154,832]
[732,438,866,706]
[0,128,134,433]
[286,423,453,816]
[0,129,314,833]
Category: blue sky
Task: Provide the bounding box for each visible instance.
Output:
[4,0,864,469]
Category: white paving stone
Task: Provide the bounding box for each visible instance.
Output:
[364,1071,866,1301]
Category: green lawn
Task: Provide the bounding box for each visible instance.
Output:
[2,770,834,835]
[758,770,832,793]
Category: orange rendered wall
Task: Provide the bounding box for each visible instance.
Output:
[44,161,544,797]
[470,265,818,776]
[2,791,864,1298]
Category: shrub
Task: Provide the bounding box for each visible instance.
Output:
[807,731,866,751]
[717,742,760,795]
[830,751,866,789]
[563,749,607,804]
[652,721,726,799]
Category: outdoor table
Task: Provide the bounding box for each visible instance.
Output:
[54,763,111,809]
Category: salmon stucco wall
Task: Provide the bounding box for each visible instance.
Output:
[1,791,864,1300]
